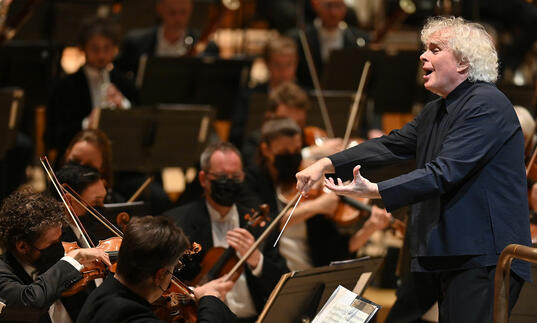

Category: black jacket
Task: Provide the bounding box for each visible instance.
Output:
[0,252,83,322]
[162,199,289,314]
[77,275,236,323]
[46,68,139,157]
[115,27,200,80]
[289,24,369,89]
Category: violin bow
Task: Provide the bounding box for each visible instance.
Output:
[297,0,334,138]
[62,184,124,238]
[224,192,301,282]
[40,156,94,248]
[342,61,371,148]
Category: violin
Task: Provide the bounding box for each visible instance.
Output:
[190,205,270,285]
[61,237,122,297]
[152,243,202,323]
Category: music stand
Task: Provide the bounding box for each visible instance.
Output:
[0,88,24,159]
[323,48,420,114]
[243,91,356,139]
[139,56,252,120]
[96,105,215,172]
[0,41,52,134]
[256,257,383,323]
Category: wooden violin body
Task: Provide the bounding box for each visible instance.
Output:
[61,237,122,297]
[189,205,269,286]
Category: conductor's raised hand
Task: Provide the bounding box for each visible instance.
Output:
[324,165,380,199]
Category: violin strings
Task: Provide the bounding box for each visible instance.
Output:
[273,193,303,247]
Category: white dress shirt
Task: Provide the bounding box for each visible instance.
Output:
[155,26,190,57]
[314,18,344,62]
[82,65,131,129]
[206,201,264,318]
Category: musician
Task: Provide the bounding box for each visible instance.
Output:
[240,82,344,171]
[163,142,288,322]
[229,36,301,149]
[0,190,111,323]
[245,117,392,271]
[46,17,139,160]
[297,17,531,321]
[116,0,210,80]
[64,129,171,214]
[77,216,237,323]
[54,163,112,244]
[289,0,369,89]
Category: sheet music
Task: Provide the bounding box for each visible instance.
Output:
[312,285,379,323]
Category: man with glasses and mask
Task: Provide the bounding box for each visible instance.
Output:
[163,142,288,323]
[77,216,236,323]
[0,190,111,323]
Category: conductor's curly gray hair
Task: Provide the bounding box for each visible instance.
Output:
[421,16,498,83]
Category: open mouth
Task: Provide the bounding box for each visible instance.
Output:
[424,69,433,76]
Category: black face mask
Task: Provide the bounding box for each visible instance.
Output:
[274,152,302,183]
[33,241,65,273]
[210,178,242,207]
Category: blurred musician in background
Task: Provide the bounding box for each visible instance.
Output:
[0,190,110,323]
[289,0,369,89]
[64,129,171,215]
[230,36,301,149]
[46,17,139,160]
[77,216,236,323]
[116,0,207,80]
[163,142,288,322]
[241,82,344,170]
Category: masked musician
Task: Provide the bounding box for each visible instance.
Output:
[0,190,111,323]
[163,142,288,322]
[297,17,532,322]
[77,216,236,323]
[244,117,392,271]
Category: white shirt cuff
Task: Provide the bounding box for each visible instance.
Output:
[60,256,83,271]
[121,97,132,109]
[250,253,264,277]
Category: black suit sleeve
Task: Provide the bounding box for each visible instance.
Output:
[196,296,237,323]
[0,260,82,309]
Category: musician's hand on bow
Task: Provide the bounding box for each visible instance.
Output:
[324,165,380,199]
[194,276,234,301]
[296,157,335,196]
[226,228,261,269]
[67,248,112,268]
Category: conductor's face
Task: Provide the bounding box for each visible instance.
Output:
[420,32,468,98]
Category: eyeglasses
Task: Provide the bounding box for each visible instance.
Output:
[205,171,244,182]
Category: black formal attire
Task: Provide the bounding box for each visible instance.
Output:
[77,275,236,323]
[46,67,139,158]
[244,164,351,267]
[162,199,289,319]
[288,23,369,89]
[328,80,531,322]
[0,252,83,323]
[115,27,200,80]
